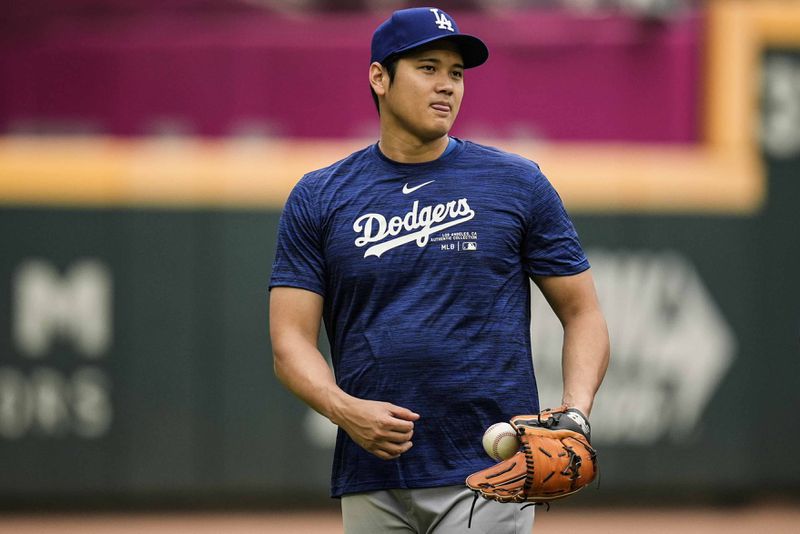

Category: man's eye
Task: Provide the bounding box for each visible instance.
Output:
[452,71,463,79]
[420,65,435,72]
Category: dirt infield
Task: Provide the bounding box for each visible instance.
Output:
[0,505,798,534]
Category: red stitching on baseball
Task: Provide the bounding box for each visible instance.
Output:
[493,431,517,459]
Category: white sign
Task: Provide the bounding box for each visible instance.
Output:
[761,54,800,158]
[0,366,111,439]
[532,249,736,444]
[14,260,112,358]
[3,259,114,440]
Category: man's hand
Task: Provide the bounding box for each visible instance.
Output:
[332,396,420,460]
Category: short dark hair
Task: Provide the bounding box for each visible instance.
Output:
[370,54,400,115]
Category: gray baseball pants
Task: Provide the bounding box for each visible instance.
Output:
[341,484,535,533]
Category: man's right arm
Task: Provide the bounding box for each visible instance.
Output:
[269,286,419,460]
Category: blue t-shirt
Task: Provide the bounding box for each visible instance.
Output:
[269,139,589,497]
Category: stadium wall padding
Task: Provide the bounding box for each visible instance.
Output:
[0,10,700,142]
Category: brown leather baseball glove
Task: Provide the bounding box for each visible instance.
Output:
[466,406,597,515]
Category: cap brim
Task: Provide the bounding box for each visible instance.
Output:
[389,34,488,69]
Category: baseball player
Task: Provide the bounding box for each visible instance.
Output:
[269,7,609,533]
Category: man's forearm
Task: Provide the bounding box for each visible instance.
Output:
[272,333,420,460]
[272,334,349,424]
[560,308,609,417]
[269,287,418,460]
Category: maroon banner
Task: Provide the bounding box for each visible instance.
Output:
[0,9,701,141]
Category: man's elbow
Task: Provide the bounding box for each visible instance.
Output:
[562,304,606,329]
[270,330,292,379]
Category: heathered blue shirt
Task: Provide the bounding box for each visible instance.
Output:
[269,139,589,497]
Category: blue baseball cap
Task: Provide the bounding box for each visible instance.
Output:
[371,7,489,68]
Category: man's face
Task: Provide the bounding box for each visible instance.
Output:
[381,41,465,142]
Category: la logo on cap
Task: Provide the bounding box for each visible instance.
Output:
[430,8,454,32]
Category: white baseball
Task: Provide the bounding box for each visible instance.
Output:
[481,422,520,461]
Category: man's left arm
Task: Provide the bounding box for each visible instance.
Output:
[533,269,609,417]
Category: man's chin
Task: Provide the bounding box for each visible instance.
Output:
[418,125,453,143]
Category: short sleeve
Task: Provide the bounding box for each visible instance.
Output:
[269,177,326,296]
[522,168,590,277]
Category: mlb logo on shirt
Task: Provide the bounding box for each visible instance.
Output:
[463,242,477,251]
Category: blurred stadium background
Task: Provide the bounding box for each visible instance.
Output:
[1,0,799,532]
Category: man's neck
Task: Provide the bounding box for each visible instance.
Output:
[378,129,449,164]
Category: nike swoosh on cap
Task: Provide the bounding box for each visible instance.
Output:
[402,180,436,194]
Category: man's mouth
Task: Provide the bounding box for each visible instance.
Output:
[431,103,451,113]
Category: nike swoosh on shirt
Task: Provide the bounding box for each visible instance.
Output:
[402,180,436,194]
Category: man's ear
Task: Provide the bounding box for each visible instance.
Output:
[369,62,388,97]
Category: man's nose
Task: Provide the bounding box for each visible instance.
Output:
[435,78,454,95]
